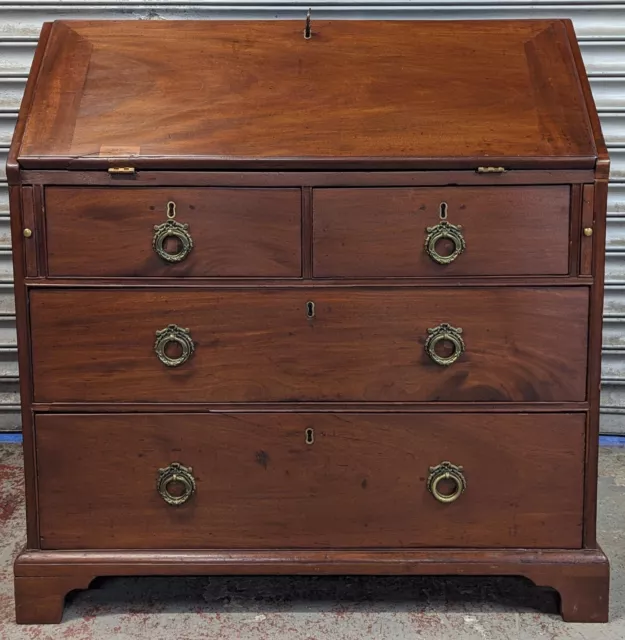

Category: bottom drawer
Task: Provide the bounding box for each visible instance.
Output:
[36,413,585,550]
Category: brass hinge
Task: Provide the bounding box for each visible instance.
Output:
[107,166,136,175]
[476,166,507,174]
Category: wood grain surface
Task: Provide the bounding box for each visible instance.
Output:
[29,287,588,403]
[313,186,571,277]
[18,20,595,170]
[45,187,302,277]
[35,412,585,550]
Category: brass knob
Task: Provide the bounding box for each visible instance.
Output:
[23,228,32,238]
[427,461,466,504]
[153,201,193,263]
[154,324,195,367]
[425,323,465,366]
[583,227,593,237]
[157,462,196,506]
[425,220,466,265]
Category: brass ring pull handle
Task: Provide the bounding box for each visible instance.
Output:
[154,324,195,367]
[427,461,467,504]
[153,201,193,263]
[425,323,465,366]
[425,220,465,265]
[157,462,196,506]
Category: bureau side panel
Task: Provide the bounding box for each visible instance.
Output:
[584,178,609,548]
[9,187,38,547]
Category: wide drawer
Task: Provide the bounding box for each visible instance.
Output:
[29,287,589,403]
[36,412,585,550]
[44,187,302,277]
[313,186,571,277]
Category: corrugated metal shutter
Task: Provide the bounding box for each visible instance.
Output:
[1,1,624,433]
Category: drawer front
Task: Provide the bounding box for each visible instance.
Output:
[313,186,570,277]
[45,187,302,277]
[36,412,585,550]
[30,287,588,403]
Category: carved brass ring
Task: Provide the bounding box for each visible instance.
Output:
[157,462,196,506]
[153,219,193,263]
[427,461,466,504]
[425,323,465,367]
[154,324,195,367]
[425,220,465,265]
[153,203,193,263]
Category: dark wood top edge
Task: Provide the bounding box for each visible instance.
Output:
[24,277,593,288]
[31,403,589,413]
[21,168,596,186]
[563,19,609,179]
[51,19,567,27]
[7,22,52,185]
[17,155,598,171]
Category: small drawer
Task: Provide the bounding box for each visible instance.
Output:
[36,412,585,550]
[44,187,302,277]
[313,186,571,277]
[30,287,588,403]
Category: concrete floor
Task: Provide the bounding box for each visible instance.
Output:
[1,442,625,639]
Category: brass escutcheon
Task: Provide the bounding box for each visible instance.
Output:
[157,462,196,506]
[154,324,195,367]
[425,219,466,265]
[427,461,466,504]
[425,323,465,366]
[153,201,193,263]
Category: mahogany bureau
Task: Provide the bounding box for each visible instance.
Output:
[8,19,609,623]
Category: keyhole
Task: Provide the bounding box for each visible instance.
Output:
[305,428,315,445]
[167,201,176,219]
[439,202,448,220]
[306,301,315,319]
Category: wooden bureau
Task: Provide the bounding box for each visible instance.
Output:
[8,19,610,623]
